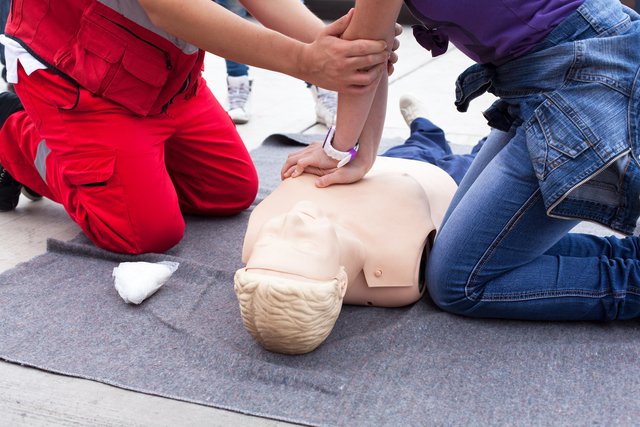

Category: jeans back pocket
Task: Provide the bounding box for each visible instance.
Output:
[524,93,594,181]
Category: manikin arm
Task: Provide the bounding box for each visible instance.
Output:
[281,0,404,185]
[138,0,389,93]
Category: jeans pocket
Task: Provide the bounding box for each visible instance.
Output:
[524,93,592,181]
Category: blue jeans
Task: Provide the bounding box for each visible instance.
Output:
[382,117,482,185]
[427,0,640,321]
[427,125,640,321]
[213,0,249,77]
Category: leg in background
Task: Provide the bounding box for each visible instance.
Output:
[214,0,253,124]
[382,94,483,185]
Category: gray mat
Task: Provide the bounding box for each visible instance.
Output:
[1,134,639,426]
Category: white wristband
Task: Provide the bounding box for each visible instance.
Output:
[321,127,359,168]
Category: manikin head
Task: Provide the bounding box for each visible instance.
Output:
[234,201,348,355]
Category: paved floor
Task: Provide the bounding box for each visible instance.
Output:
[0,26,495,426]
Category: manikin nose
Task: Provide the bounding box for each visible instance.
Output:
[279,212,308,239]
[280,210,334,244]
[278,201,327,239]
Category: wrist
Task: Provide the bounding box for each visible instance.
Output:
[293,42,314,83]
[322,126,359,168]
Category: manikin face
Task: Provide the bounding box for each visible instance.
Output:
[246,200,342,282]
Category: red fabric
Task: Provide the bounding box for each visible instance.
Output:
[0,67,258,254]
[6,0,204,116]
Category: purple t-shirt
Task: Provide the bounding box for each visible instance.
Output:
[404,0,585,65]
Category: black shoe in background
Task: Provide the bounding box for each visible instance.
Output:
[0,90,23,125]
[0,164,21,211]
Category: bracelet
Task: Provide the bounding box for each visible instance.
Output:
[321,126,359,168]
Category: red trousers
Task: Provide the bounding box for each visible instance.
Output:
[0,67,258,254]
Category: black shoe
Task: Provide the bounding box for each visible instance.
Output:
[0,164,22,211]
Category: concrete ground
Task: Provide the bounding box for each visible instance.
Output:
[0,26,495,426]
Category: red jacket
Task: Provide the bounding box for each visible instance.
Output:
[6,0,204,116]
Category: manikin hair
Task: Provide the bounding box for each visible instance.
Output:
[233,267,348,355]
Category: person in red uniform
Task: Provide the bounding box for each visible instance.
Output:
[0,0,392,254]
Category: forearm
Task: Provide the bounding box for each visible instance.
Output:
[350,72,388,173]
[240,0,325,42]
[331,0,403,153]
[139,0,308,80]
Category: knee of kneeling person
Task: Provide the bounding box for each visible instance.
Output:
[426,259,479,317]
[135,220,185,254]
[88,213,185,255]
[235,169,259,211]
[230,178,258,213]
[205,174,258,215]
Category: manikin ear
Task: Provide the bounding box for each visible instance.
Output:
[337,266,348,298]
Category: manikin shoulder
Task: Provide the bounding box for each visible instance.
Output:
[365,156,457,229]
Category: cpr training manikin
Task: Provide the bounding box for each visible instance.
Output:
[234,156,457,354]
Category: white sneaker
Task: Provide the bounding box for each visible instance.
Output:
[399,94,428,127]
[227,75,252,124]
[309,85,337,127]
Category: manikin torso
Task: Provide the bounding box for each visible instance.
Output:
[242,156,457,307]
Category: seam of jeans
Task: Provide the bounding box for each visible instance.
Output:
[464,188,542,301]
[473,288,640,302]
